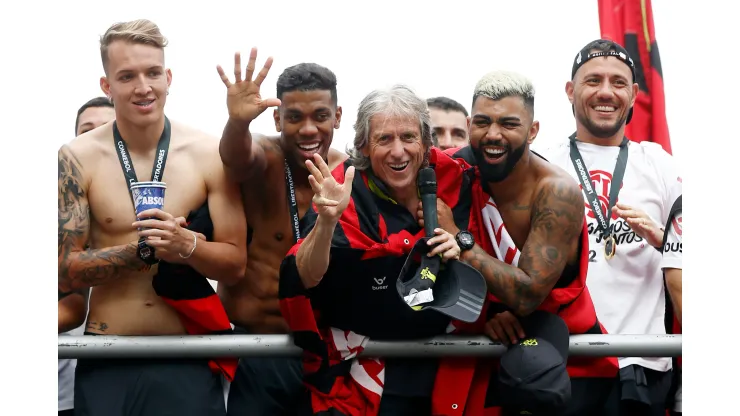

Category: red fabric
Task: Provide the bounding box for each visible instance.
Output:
[429,160,619,415]
[153,204,238,382]
[598,0,672,154]
[159,295,238,379]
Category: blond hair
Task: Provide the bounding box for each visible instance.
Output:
[473,70,535,112]
[100,19,168,73]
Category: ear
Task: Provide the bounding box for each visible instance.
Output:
[361,142,370,157]
[565,81,575,105]
[166,68,173,88]
[527,120,540,144]
[100,76,111,98]
[334,106,343,129]
[273,108,281,133]
[630,82,640,107]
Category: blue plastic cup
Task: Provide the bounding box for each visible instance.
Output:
[130,181,167,223]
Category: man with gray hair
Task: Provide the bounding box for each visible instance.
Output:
[278,84,477,415]
[426,70,619,414]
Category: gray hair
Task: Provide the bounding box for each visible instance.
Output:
[347,85,433,171]
[472,70,535,112]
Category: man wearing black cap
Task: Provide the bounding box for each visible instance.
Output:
[540,39,683,415]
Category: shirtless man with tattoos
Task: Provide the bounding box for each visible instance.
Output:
[57,19,246,416]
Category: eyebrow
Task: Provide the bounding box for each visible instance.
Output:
[583,72,629,81]
[471,115,521,123]
[115,65,164,76]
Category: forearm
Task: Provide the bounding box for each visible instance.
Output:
[219,118,257,179]
[59,242,144,292]
[460,245,542,317]
[58,293,87,333]
[184,240,246,286]
[296,216,336,289]
[665,270,682,324]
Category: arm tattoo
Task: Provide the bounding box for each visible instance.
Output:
[463,178,584,316]
[58,147,144,293]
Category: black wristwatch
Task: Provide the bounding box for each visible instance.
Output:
[137,237,159,265]
[455,230,475,251]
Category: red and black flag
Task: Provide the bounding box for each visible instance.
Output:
[598,0,672,154]
[152,203,238,381]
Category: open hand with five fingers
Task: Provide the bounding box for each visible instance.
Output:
[216,47,282,125]
[305,154,355,224]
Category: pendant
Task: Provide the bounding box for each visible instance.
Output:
[604,235,617,260]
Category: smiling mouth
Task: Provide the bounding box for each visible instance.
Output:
[592,104,617,113]
[297,143,320,151]
[134,100,154,107]
[389,161,409,171]
[483,146,507,160]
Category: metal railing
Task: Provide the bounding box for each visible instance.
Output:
[58,334,681,359]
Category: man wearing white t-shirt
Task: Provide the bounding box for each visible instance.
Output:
[661,198,682,415]
[540,40,682,415]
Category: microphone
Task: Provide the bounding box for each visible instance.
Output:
[418,167,438,238]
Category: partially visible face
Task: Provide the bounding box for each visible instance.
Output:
[468,95,538,183]
[567,53,638,139]
[363,113,426,193]
[76,106,115,136]
[100,40,171,128]
[429,108,469,150]
[274,90,341,168]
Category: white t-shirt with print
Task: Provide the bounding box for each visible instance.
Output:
[661,208,682,412]
[661,209,682,270]
[541,140,682,373]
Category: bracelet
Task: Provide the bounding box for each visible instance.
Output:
[179,232,197,259]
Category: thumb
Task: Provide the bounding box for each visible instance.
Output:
[260,98,282,109]
[344,166,356,192]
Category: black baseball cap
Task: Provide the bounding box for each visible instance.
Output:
[571,39,637,124]
[396,236,487,323]
[495,310,572,414]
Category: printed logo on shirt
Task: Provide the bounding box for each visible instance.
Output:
[664,241,682,253]
[672,215,683,237]
[372,276,388,291]
[579,169,622,221]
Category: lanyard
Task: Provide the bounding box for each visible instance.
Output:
[568,132,628,259]
[113,117,171,208]
[284,159,301,243]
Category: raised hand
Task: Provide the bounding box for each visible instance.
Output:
[305,154,355,223]
[216,47,282,124]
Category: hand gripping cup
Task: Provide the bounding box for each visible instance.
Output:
[130,181,167,220]
[130,181,166,265]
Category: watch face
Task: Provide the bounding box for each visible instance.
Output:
[459,231,473,246]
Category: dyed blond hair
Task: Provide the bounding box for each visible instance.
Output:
[100,19,168,73]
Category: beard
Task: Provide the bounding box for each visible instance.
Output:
[472,139,527,183]
[576,105,629,139]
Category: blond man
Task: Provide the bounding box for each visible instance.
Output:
[57,19,246,415]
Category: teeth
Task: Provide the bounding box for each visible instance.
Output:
[135,101,153,106]
[484,148,505,156]
[298,143,320,151]
[390,162,409,169]
[594,105,616,112]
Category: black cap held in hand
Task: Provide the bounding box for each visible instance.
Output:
[418,167,437,196]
